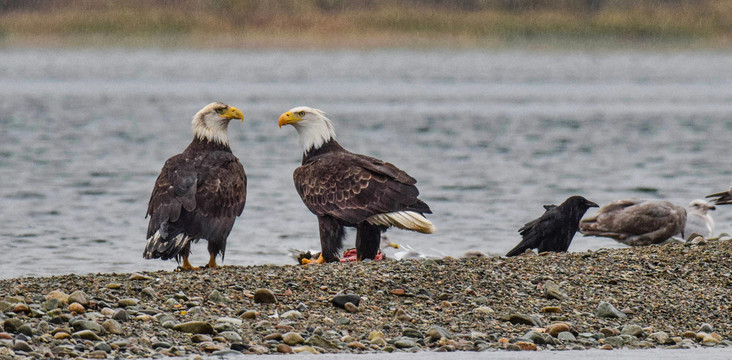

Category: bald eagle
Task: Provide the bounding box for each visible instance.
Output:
[144,102,247,270]
[278,106,435,264]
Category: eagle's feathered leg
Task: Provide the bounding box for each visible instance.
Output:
[356,223,382,260]
[318,215,345,263]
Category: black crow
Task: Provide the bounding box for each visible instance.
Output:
[506,196,598,257]
[579,199,686,246]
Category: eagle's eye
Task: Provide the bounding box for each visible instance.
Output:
[298,111,306,117]
[215,107,226,115]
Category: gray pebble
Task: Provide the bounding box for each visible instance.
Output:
[283,332,305,345]
[220,331,243,342]
[173,321,214,334]
[394,338,419,349]
[596,301,627,319]
[94,342,112,353]
[280,310,303,320]
[72,330,102,341]
[557,331,576,342]
[102,319,123,335]
[620,324,644,337]
[426,325,452,342]
[68,291,89,306]
[208,289,228,303]
[698,323,714,333]
[112,308,129,322]
[13,340,33,352]
[603,335,625,348]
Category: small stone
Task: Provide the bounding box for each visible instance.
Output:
[620,324,644,337]
[3,319,23,333]
[102,319,123,335]
[546,322,572,337]
[129,273,152,280]
[280,310,303,320]
[11,303,29,314]
[516,341,537,351]
[240,310,256,320]
[394,338,418,349]
[68,291,89,306]
[507,313,542,326]
[603,336,625,348]
[600,327,620,337]
[141,287,157,299]
[0,333,10,340]
[348,341,366,349]
[42,298,62,311]
[426,325,453,342]
[46,290,69,304]
[473,306,495,317]
[402,328,423,338]
[344,302,359,313]
[17,324,33,337]
[283,332,305,345]
[72,330,102,341]
[596,301,627,319]
[214,322,237,333]
[331,294,361,309]
[191,334,213,343]
[54,332,71,340]
[293,346,319,354]
[219,331,242,342]
[117,298,139,307]
[264,332,283,341]
[253,289,277,304]
[681,331,697,339]
[173,321,214,334]
[105,283,121,289]
[73,320,104,334]
[337,317,351,325]
[649,331,671,344]
[276,344,292,353]
[600,344,613,350]
[558,331,576,342]
[13,340,33,352]
[541,306,562,313]
[94,342,112,353]
[304,335,336,349]
[208,290,227,303]
[370,337,388,347]
[368,331,385,341]
[152,341,172,349]
[698,323,713,333]
[112,309,129,321]
[68,302,85,314]
[544,280,568,301]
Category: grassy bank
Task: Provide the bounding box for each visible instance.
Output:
[0,0,731,48]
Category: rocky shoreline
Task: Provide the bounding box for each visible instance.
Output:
[0,239,730,358]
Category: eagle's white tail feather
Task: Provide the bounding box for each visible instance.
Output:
[366,211,436,234]
[144,231,193,260]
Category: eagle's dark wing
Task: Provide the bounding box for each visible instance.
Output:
[293,152,429,225]
[193,151,247,244]
[146,151,246,244]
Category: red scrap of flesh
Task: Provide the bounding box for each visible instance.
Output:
[339,249,385,262]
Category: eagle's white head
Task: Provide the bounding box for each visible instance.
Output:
[192,102,244,145]
[278,106,336,153]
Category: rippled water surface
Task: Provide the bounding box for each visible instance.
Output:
[1,48,731,279]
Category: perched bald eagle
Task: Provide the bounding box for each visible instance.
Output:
[279,106,435,264]
[144,102,247,270]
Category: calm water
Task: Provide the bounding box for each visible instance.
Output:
[1,48,731,279]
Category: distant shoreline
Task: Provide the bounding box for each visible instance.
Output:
[1,1,731,50]
[0,240,729,357]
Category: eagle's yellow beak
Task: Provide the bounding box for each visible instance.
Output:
[278,111,302,128]
[221,106,244,122]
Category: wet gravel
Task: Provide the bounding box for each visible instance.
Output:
[0,239,730,358]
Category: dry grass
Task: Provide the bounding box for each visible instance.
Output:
[0,0,731,48]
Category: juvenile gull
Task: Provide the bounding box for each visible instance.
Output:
[681,199,715,240]
[506,195,598,257]
[579,199,686,246]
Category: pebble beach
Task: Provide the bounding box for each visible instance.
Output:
[0,239,730,359]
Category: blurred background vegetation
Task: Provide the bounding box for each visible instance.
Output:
[0,0,730,48]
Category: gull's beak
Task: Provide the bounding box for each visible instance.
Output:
[221,106,244,122]
[384,241,399,249]
[278,111,302,128]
